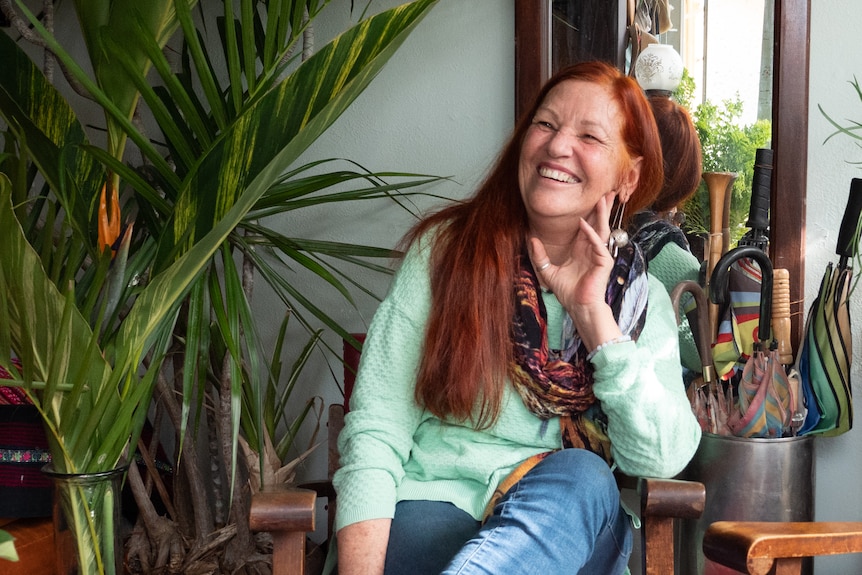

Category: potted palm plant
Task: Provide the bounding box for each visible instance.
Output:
[0,0,440,572]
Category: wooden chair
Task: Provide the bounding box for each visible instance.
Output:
[250,336,707,575]
[702,521,862,575]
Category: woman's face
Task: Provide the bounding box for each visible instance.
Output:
[518,79,641,228]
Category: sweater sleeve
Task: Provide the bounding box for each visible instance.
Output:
[332,239,432,531]
[590,273,702,478]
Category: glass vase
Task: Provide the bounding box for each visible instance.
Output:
[43,465,126,575]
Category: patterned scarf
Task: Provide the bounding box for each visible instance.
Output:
[630,210,692,261]
[510,241,649,461]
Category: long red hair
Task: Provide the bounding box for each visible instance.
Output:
[405,61,663,426]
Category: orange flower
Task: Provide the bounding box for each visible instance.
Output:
[98,180,121,254]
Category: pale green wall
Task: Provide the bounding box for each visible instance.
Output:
[807,2,862,573]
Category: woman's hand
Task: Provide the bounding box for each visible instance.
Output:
[529,193,622,350]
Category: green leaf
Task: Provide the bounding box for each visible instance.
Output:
[0,529,18,562]
[159,0,440,269]
[0,32,102,253]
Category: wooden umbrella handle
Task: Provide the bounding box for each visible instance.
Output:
[772,267,793,364]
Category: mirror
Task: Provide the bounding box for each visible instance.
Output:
[514,0,808,349]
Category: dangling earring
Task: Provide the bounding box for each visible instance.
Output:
[607,201,629,258]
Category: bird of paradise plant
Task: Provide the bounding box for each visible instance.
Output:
[0,0,440,572]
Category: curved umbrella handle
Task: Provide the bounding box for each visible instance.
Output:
[837,177,862,264]
[670,280,716,384]
[709,246,774,346]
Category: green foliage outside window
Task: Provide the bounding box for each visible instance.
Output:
[672,69,772,247]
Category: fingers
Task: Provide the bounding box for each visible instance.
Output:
[528,236,551,271]
[578,217,611,256]
[586,192,615,243]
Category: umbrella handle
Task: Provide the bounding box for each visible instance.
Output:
[709,246,774,345]
[670,280,716,384]
[837,177,862,262]
[772,268,793,364]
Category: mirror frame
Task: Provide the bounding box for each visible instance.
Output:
[514,0,809,349]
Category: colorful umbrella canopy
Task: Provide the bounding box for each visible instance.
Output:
[710,149,774,380]
[711,247,794,438]
[797,178,862,436]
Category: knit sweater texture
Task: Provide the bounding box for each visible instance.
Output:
[647,241,703,372]
[333,239,702,532]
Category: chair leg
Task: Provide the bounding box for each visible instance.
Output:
[641,516,674,575]
[771,557,803,575]
[271,531,307,575]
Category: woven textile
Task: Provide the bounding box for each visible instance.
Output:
[0,362,53,518]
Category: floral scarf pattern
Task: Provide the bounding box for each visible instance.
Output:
[510,241,649,461]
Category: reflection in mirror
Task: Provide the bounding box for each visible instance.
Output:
[643,1,775,254]
[549,1,626,70]
[514,0,808,350]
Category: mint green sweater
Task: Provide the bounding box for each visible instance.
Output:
[333,239,702,532]
[647,241,703,373]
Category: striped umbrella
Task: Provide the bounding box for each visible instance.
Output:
[710,149,774,381]
[711,247,794,438]
[797,178,862,436]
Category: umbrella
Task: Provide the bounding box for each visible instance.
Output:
[710,149,773,380]
[671,280,731,435]
[797,177,862,436]
[737,148,773,251]
[710,247,794,438]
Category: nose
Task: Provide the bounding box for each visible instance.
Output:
[546,129,576,157]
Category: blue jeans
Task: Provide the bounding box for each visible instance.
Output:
[383,449,632,575]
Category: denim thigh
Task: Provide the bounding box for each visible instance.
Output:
[441,449,633,575]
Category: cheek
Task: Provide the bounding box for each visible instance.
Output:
[518,141,538,188]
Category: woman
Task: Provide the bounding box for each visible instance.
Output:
[631,95,704,374]
[334,61,701,575]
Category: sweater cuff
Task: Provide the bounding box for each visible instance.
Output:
[333,468,398,531]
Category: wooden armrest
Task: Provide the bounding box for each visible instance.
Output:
[249,487,316,533]
[703,521,862,575]
[638,477,705,519]
[250,487,317,575]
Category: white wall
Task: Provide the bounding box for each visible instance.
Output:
[807,1,862,572]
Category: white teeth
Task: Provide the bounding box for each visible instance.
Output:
[538,167,578,184]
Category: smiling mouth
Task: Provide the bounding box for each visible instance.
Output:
[538,166,579,184]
